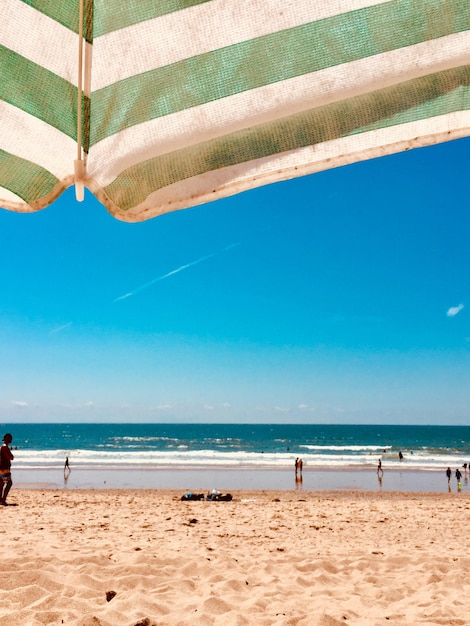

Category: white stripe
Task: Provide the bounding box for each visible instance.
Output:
[0,0,91,86]
[0,101,76,180]
[87,33,470,186]
[91,0,391,90]
[116,112,470,220]
[0,187,26,208]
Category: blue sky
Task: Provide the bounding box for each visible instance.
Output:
[1,137,469,424]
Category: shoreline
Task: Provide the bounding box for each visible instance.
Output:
[12,464,467,493]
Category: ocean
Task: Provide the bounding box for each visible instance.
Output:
[3,422,470,470]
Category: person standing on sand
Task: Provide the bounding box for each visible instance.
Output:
[0,433,14,505]
[446,467,452,483]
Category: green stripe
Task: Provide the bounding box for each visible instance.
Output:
[104,66,470,212]
[0,149,60,203]
[94,0,214,37]
[21,0,212,37]
[349,68,470,135]
[91,0,470,145]
[21,0,79,33]
[0,46,87,143]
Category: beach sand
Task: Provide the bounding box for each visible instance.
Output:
[1,489,469,625]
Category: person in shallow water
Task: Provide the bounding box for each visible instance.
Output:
[377,458,383,476]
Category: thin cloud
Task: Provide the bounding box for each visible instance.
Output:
[49,322,73,335]
[447,304,464,317]
[113,242,240,302]
[11,401,29,408]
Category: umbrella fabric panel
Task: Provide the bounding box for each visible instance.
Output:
[89,0,470,220]
[98,66,470,221]
[1,0,469,221]
[0,0,88,210]
[0,0,78,209]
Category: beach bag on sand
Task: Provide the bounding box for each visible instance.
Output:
[181,493,205,501]
[209,493,233,502]
[217,493,233,501]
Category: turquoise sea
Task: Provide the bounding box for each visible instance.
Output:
[3,423,470,492]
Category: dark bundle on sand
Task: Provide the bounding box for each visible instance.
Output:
[181,493,205,501]
[208,493,233,501]
[181,492,233,501]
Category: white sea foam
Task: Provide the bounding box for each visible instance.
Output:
[12,447,468,471]
[299,444,392,451]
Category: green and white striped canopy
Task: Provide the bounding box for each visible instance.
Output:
[1,0,469,222]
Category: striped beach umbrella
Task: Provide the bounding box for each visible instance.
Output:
[1,0,469,222]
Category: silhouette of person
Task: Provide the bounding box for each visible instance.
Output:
[377,458,383,476]
[0,433,14,505]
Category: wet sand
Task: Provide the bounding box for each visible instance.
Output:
[13,465,466,494]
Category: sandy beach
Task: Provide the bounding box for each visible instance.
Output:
[2,488,470,626]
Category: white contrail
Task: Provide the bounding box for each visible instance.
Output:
[113,242,240,302]
[48,322,73,335]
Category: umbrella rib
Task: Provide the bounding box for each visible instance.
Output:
[74,0,86,201]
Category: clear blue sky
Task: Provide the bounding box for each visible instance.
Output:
[1,137,469,424]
